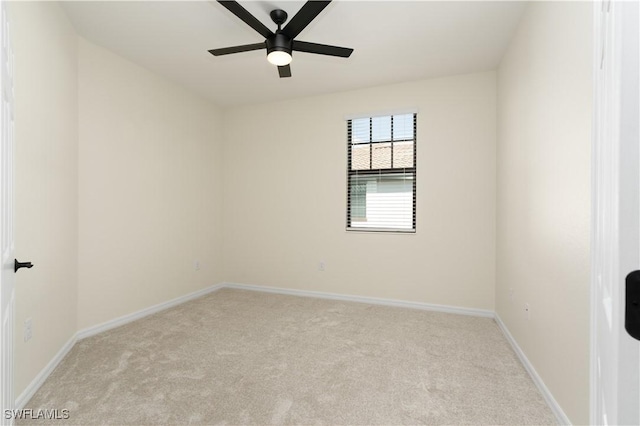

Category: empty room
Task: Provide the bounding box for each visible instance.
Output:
[0,0,638,425]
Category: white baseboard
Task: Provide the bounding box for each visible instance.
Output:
[224,282,494,318]
[494,313,571,425]
[76,283,225,340]
[15,333,76,409]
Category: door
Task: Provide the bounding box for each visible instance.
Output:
[592,0,640,425]
[0,1,14,423]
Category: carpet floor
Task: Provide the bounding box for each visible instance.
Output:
[19,288,557,425]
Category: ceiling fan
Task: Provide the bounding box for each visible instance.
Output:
[209,0,354,78]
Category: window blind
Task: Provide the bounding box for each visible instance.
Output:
[346,113,416,232]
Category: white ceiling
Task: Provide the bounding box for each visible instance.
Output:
[61,1,527,107]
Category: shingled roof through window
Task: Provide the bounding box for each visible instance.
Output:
[351,142,414,170]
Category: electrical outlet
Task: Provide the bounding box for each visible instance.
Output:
[194,260,200,271]
[524,303,530,320]
[24,318,32,342]
[318,261,325,271]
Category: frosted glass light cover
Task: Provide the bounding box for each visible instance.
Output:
[267,51,292,66]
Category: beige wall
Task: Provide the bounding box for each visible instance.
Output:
[496,2,592,424]
[77,39,224,330]
[12,9,226,395]
[10,1,79,396]
[10,3,594,423]
[223,72,497,310]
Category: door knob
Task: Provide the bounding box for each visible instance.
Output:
[14,259,33,273]
[626,270,640,341]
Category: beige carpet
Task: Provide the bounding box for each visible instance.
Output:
[19,288,556,425]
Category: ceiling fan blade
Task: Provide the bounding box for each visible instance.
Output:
[217,1,273,39]
[293,40,353,58]
[208,42,265,56]
[278,64,292,78]
[281,1,331,39]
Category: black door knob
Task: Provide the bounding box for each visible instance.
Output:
[626,270,640,341]
[14,259,33,273]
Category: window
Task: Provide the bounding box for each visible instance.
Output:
[347,113,416,232]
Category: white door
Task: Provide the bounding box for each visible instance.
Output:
[0,1,14,424]
[592,0,640,425]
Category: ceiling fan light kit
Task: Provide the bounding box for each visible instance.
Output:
[209,0,354,78]
[267,51,292,66]
[266,32,293,66]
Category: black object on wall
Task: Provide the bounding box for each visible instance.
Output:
[14,259,33,273]
[625,270,640,341]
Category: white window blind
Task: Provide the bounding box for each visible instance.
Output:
[347,113,416,232]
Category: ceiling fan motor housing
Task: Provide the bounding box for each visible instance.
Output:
[266,33,293,56]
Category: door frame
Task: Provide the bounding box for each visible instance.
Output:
[0,0,14,422]
[591,0,640,424]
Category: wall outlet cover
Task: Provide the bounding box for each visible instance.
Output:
[24,318,32,342]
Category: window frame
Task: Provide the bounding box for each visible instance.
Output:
[346,113,417,233]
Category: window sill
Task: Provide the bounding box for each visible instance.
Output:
[346,228,416,234]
